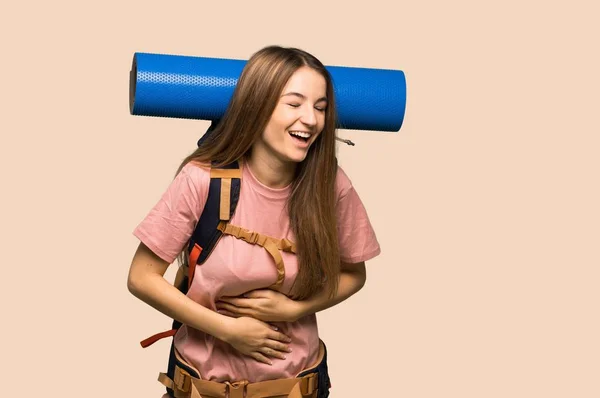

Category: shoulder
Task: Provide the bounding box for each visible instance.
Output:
[178,160,212,184]
[333,163,381,262]
[166,160,213,201]
[181,159,211,176]
[334,164,355,200]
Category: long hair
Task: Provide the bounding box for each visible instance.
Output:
[176,45,340,300]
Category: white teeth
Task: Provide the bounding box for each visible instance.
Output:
[289,131,310,138]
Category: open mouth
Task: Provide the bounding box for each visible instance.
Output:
[289,131,311,144]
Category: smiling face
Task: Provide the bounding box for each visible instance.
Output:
[254,66,328,165]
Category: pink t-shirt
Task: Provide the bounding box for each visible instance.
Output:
[133,160,380,384]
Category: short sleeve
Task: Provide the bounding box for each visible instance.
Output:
[132,162,211,264]
[335,167,381,264]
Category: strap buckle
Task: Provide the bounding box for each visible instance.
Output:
[225,380,248,398]
[173,367,192,393]
[239,228,260,245]
[245,231,260,244]
[300,373,318,395]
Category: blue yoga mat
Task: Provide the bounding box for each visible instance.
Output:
[129,52,406,132]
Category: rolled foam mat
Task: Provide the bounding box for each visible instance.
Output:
[129,52,406,132]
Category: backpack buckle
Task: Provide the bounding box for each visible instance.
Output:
[225,380,248,398]
[173,368,191,393]
[246,231,259,244]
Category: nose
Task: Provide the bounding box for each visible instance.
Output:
[299,104,318,127]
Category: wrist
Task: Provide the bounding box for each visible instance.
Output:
[291,299,312,321]
[209,312,235,343]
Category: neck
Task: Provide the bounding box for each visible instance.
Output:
[246,149,296,189]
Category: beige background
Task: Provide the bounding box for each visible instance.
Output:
[2,1,599,397]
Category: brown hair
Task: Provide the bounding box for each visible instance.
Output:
[176,45,340,300]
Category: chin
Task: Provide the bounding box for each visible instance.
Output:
[286,150,310,164]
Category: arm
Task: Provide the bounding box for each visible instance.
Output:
[217,261,367,322]
[127,242,232,340]
[127,242,292,364]
[295,261,367,318]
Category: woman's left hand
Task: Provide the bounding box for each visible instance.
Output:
[216,289,304,323]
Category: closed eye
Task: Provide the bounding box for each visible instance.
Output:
[288,103,326,111]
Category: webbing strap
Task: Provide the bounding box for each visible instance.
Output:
[210,161,242,222]
[140,329,177,348]
[188,244,202,290]
[217,222,296,288]
[158,372,174,389]
[219,178,231,220]
[210,168,243,179]
[159,368,317,398]
[217,222,297,253]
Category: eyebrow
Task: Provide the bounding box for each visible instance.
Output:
[281,92,328,103]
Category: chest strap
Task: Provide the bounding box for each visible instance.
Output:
[217,221,296,289]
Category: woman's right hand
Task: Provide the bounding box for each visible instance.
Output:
[222,316,293,365]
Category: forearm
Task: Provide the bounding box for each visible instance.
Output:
[128,273,232,342]
[296,264,366,318]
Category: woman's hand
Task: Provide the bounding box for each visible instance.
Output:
[222,316,293,365]
[216,289,305,323]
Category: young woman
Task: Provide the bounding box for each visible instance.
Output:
[127,45,381,398]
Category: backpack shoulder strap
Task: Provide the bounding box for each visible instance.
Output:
[139,157,242,349]
[186,159,243,283]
